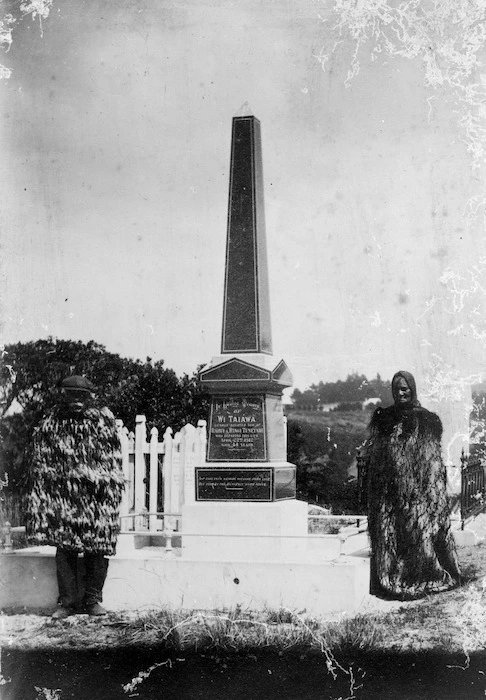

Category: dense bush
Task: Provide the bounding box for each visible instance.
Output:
[0,338,209,501]
[287,412,368,513]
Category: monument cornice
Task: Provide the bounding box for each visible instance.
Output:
[199,355,292,394]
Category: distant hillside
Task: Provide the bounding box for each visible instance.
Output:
[291,372,391,411]
[287,410,371,513]
[288,409,370,430]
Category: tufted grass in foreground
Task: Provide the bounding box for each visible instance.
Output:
[120,605,387,655]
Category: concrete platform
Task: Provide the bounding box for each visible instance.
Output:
[180,500,308,562]
[0,546,370,618]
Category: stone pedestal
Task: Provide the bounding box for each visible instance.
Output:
[181,499,308,561]
[199,354,295,501]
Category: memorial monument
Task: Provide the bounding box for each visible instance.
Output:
[181,106,308,561]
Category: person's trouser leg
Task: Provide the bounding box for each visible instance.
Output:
[83,553,109,607]
[55,548,79,609]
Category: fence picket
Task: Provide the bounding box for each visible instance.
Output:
[134,415,147,516]
[127,430,135,513]
[149,426,159,531]
[182,424,196,507]
[162,427,174,518]
[116,420,130,520]
[171,429,182,517]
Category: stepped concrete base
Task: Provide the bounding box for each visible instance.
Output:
[115,530,370,561]
[180,500,309,561]
[0,547,370,618]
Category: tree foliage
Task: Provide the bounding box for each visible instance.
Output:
[0,338,209,491]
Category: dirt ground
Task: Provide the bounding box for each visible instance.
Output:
[2,542,486,656]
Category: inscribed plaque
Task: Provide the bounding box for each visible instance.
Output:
[207,395,267,461]
[196,468,272,501]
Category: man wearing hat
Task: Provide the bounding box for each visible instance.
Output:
[26,375,125,618]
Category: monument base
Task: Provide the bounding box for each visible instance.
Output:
[181,499,308,562]
[0,546,372,617]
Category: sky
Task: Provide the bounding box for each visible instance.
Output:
[2,0,486,409]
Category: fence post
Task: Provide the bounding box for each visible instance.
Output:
[162,428,174,517]
[134,415,147,517]
[127,431,135,517]
[3,522,12,553]
[179,426,187,509]
[460,448,467,530]
[184,419,206,504]
[162,516,176,559]
[483,460,486,505]
[172,429,182,511]
[182,424,198,507]
[356,447,365,513]
[197,419,207,466]
[116,419,130,523]
[149,426,159,531]
[283,414,288,459]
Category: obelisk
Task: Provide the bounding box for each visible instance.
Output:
[200,106,294,479]
[181,107,308,562]
[221,107,272,356]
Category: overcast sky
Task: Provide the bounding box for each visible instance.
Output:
[2,0,485,397]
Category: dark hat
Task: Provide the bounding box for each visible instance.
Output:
[60,375,95,393]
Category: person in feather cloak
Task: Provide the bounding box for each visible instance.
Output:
[26,375,125,618]
[360,370,460,600]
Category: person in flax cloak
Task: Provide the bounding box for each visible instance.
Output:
[26,375,125,618]
[360,370,460,600]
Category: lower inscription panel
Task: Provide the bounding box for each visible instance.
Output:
[195,466,296,502]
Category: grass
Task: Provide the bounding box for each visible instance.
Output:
[116,606,389,656]
[120,607,318,652]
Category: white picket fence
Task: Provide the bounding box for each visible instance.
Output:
[108,414,369,559]
[116,415,207,532]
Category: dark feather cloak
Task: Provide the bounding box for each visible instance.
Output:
[362,404,460,600]
[26,405,125,555]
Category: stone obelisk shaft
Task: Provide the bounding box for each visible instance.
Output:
[221,116,272,355]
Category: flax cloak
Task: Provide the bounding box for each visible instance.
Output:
[26,404,125,556]
[362,403,460,600]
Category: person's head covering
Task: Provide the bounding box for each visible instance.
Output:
[60,375,95,393]
[391,371,420,407]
